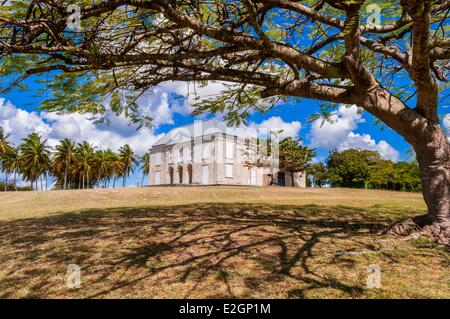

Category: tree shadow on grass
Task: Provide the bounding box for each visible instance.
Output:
[0,203,397,298]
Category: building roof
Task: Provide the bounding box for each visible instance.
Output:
[152,119,228,147]
[151,118,276,148]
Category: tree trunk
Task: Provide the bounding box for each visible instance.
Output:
[64,161,68,190]
[4,172,8,191]
[13,170,17,191]
[141,173,145,187]
[290,172,294,187]
[390,128,450,243]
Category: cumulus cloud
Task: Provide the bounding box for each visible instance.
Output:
[339,132,399,161]
[444,114,450,130]
[309,105,399,161]
[0,98,51,145]
[134,81,229,127]
[247,116,302,139]
[0,98,163,155]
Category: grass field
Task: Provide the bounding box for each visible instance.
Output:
[0,187,448,298]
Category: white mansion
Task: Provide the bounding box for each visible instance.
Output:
[148,119,306,187]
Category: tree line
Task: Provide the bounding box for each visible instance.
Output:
[259,137,420,192]
[0,127,150,191]
[308,149,421,192]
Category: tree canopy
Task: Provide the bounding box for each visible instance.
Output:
[327,148,381,188]
[324,148,421,191]
[279,137,315,175]
[0,1,448,126]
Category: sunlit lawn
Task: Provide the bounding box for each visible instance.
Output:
[0,187,448,298]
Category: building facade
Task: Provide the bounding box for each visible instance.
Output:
[148,120,306,187]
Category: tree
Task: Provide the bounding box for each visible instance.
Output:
[0,127,10,154]
[53,139,77,190]
[95,149,117,188]
[2,147,21,191]
[118,144,136,187]
[110,150,123,188]
[0,127,11,191]
[19,133,51,190]
[139,152,151,187]
[1,1,449,240]
[279,137,315,186]
[75,142,96,189]
[327,149,381,188]
[308,163,329,188]
[393,161,422,192]
[367,159,397,190]
[368,160,422,192]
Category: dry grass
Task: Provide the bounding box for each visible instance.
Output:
[0,187,448,299]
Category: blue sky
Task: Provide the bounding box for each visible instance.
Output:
[1,73,448,187]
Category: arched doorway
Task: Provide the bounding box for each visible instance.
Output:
[168,166,174,185]
[177,165,183,184]
[187,164,193,184]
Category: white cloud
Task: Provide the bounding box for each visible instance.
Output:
[135,81,229,127]
[0,98,51,145]
[309,105,399,161]
[444,114,450,142]
[339,132,399,162]
[248,116,302,139]
[136,89,174,127]
[444,114,450,130]
[0,98,163,155]
[310,105,364,149]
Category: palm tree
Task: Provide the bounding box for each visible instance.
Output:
[95,149,116,188]
[75,142,95,189]
[0,127,12,191]
[53,139,76,189]
[139,152,150,187]
[0,156,7,191]
[118,144,136,187]
[95,150,114,188]
[2,147,21,191]
[0,127,11,153]
[111,152,123,188]
[19,133,51,190]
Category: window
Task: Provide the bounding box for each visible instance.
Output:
[186,147,192,161]
[226,141,234,160]
[155,153,161,165]
[179,148,184,162]
[226,164,233,178]
[155,172,161,185]
[202,143,210,159]
[169,150,173,163]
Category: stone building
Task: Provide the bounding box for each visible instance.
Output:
[148,119,306,187]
